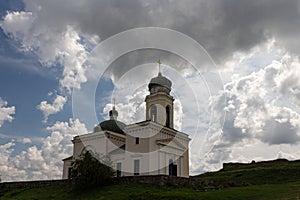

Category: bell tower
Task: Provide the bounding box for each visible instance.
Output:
[145,60,174,128]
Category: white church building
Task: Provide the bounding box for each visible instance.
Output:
[62,67,191,178]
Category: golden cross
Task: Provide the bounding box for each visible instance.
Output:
[113,97,116,109]
[157,59,161,74]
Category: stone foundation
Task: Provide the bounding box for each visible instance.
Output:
[0,175,210,190]
[0,179,72,190]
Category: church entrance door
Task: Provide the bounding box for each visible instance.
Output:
[169,159,177,176]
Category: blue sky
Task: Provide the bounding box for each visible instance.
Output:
[1,0,300,181]
[0,2,66,145]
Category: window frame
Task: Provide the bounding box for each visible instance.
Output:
[135,137,140,144]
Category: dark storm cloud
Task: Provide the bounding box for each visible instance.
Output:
[22,0,300,64]
[212,0,300,58]
[262,120,300,145]
[104,49,192,82]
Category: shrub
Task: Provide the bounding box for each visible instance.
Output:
[70,151,115,190]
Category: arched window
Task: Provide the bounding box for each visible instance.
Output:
[150,105,157,122]
[166,105,171,127]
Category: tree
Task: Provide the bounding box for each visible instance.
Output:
[70,151,115,190]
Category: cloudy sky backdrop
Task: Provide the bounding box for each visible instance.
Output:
[1,0,300,181]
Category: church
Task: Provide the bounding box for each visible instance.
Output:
[62,63,191,178]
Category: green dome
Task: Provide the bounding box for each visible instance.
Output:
[94,105,126,134]
[98,119,126,134]
[148,72,172,91]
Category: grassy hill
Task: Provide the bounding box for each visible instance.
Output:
[194,159,300,186]
[1,159,300,200]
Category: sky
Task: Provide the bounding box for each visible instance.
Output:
[1,0,300,181]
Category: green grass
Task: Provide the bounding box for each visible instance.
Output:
[1,159,300,199]
[1,182,300,200]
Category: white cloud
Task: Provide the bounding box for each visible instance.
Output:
[0,98,15,127]
[190,53,300,174]
[0,118,87,182]
[227,57,300,144]
[1,11,92,91]
[173,99,183,130]
[37,95,67,122]
[103,89,147,125]
[0,11,34,43]
[21,138,32,144]
[0,133,41,144]
[0,142,14,167]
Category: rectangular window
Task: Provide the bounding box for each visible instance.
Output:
[116,162,122,177]
[135,137,140,144]
[134,159,140,176]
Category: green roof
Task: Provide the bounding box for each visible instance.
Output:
[99,119,126,134]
